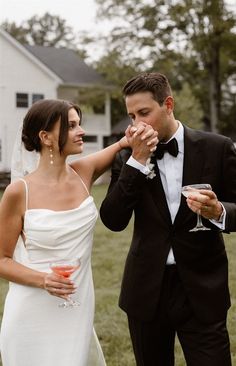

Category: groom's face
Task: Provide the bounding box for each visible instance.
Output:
[125,91,169,141]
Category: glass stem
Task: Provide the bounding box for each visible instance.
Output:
[196,212,204,228]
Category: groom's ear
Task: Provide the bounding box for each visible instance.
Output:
[164,96,174,115]
[38,130,52,147]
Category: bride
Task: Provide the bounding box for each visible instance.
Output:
[0,99,157,366]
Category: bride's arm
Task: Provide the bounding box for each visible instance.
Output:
[0,182,41,285]
[70,133,129,185]
[71,123,158,186]
[0,183,75,298]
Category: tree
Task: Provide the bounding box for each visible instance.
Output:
[1,13,78,49]
[94,50,138,125]
[174,83,204,130]
[94,0,236,135]
[1,21,29,44]
[168,0,236,133]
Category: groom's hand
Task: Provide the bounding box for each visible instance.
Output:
[187,189,223,221]
[127,122,158,165]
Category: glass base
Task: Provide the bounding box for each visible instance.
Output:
[189,226,211,232]
[58,298,80,308]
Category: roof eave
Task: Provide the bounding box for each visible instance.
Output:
[0,28,62,84]
[59,82,114,90]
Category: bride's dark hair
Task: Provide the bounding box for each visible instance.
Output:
[22,99,82,153]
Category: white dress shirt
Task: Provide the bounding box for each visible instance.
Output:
[127,122,225,265]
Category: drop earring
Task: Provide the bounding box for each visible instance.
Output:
[49,146,54,165]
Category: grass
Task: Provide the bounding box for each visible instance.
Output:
[0,184,236,365]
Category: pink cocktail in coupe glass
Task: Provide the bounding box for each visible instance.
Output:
[50,258,81,308]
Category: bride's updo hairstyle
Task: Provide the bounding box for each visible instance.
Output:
[22,99,82,153]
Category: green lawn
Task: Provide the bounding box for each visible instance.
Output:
[0,184,236,365]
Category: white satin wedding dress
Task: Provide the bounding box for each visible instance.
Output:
[0,177,106,366]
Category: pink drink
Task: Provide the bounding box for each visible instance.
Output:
[51,264,78,278]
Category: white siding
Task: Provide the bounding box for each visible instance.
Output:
[82,114,110,136]
[0,33,59,171]
[0,30,112,179]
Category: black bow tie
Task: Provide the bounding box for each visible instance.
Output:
[154,138,179,159]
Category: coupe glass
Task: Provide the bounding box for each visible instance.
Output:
[50,258,81,308]
[182,184,212,232]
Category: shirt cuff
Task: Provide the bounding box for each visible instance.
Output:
[210,203,226,230]
[126,156,150,175]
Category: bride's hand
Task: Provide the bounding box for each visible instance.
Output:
[43,273,76,299]
[118,124,139,148]
[127,123,158,150]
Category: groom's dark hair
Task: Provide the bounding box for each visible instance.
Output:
[123,72,172,106]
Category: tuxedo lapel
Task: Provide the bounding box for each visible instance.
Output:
[148,159,172,226]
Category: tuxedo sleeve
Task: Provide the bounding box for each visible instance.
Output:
[100,149,147,231]
[220,138,236,232]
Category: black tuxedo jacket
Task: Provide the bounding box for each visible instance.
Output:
[100,126,236,324]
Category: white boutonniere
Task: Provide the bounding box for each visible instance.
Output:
[146,157,156,179]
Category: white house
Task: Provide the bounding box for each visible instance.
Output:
[0,28,112,175]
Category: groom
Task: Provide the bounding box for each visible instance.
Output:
[100,72,236,365]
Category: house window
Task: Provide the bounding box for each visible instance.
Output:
[16,93,28,108]
[32,94,44,104]
[83,136,97,143]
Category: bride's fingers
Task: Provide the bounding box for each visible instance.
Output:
[141,129,158,141]
[133,125,146,137]
[44,276,76,295]
[129,126,138,134]
[47,286,76,298]
[47,281,76,290]
[45,273,73,284]
[147,137,159,146]
[125,125,133,136]
[150,146,157,153]
[52,282,76,290]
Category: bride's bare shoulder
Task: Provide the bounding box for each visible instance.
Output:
[0,181,25,216]
[3,179,25,200]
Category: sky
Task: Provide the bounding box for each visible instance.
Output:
[0,0,99,33]
[1,0,235,26]
[0,0,108,60]
[1,0,235,33]
[0,0,235,61]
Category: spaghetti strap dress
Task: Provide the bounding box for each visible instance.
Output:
[0,178,106,366]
